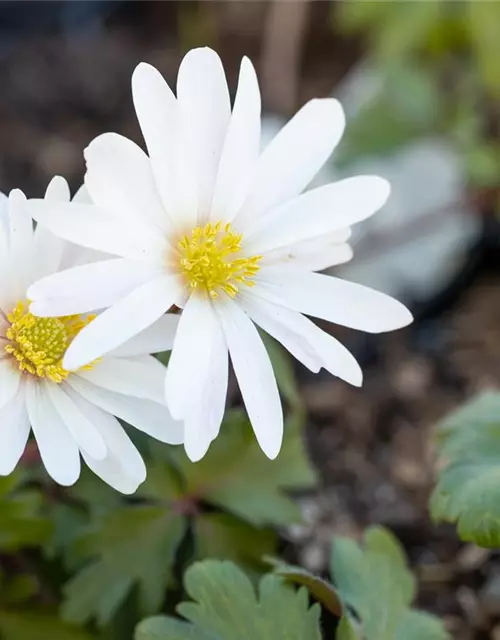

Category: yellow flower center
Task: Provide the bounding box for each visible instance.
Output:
[177,222,262,299]
[3,301,96,383]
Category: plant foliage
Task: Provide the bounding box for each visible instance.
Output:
[431,391,500,547]
[135,560,322,640]
[331,527,450,639]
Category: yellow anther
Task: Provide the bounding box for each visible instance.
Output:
[177,222,262,299]
[4,301,95,383]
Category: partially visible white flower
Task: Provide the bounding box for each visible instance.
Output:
[27,48,412,463]
[0,179,182,493]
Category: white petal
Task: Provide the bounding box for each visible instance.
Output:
[246,177,390,254]
[68,375,183,445]
[210,56,261,223]
[257,266,413,333]
[62,274,180,371]
[240,292,321,372]
[243,290,362,385]
[82,451,143,495]
[25,378,80,486]
[132,62,197,228]
[164,294,219,421]
[235,98,345,228]
[67,390,146,483]
[44,175,70,202]
[216,297,283,459]
[305,322,363,386]
[183,318,228,461]
[177,47,231,222]
[206,326,228,442]
[108,313,180,357]
[8,189,35,295]
[80,355,166,404]
[8,189,32,259]
[183,410,212,463]
[0,385,30,475]
[28,258,160,317]
[265,240,353,272]
[44,381,107,459]
[27,200,165,261]
[84,133,170,233]
[72,184,92,203]
[0,361,22,411]
[0,191,9,255]
[33,177,69,278]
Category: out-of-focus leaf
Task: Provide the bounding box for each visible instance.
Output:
[62,507,186,626]
[431,391,500,547]
[171,410,316,527]
[194,513,276,574]
[396,610,451,640]
[465,142,500,188]
[1,575,38,606]
[136,616,214,640]
[271,562,343,616]
[63,346,310,628]
[468,1,500,99]
[335,1,391,33]
[336,616,360,640]
[0,611,94,640]
[136,560,321,640]
[0,474,51,550]
[337,63,442,165]
[371,2,443,62]
[337,1,442,61]
[44,504,89,569]
[331,526,450,640]
[68,470,124,518]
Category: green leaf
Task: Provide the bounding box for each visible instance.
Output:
[337,1,442,60]
[271,562,343,616]
[68,469,124,518]
[431,391,500,547]
[331,526,449,640]
[171,410,316,527]
[0,474,51,550]
[44,504,89,569]
[336,1,392,34]
[465,142,500,188]
[135,616,214,640]
[336,62,442,165]
[468,1,500,99]
[194,513,276,574]
[396,610,451,640]
[336,616,360,640]
[1,575,38,606]
[137,560,321,640]
[0,611,94,640]
[371,2,443,62]
[437,391,500,440]
[62,506,186,626]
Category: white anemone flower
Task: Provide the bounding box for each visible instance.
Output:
[0,179,182,492]
[27,48,412,462]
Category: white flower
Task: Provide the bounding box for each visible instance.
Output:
[27,48,412,462]
[0,179,182,493]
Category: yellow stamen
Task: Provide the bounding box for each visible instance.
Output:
[177,221,262,299]
[3,301,96,383]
